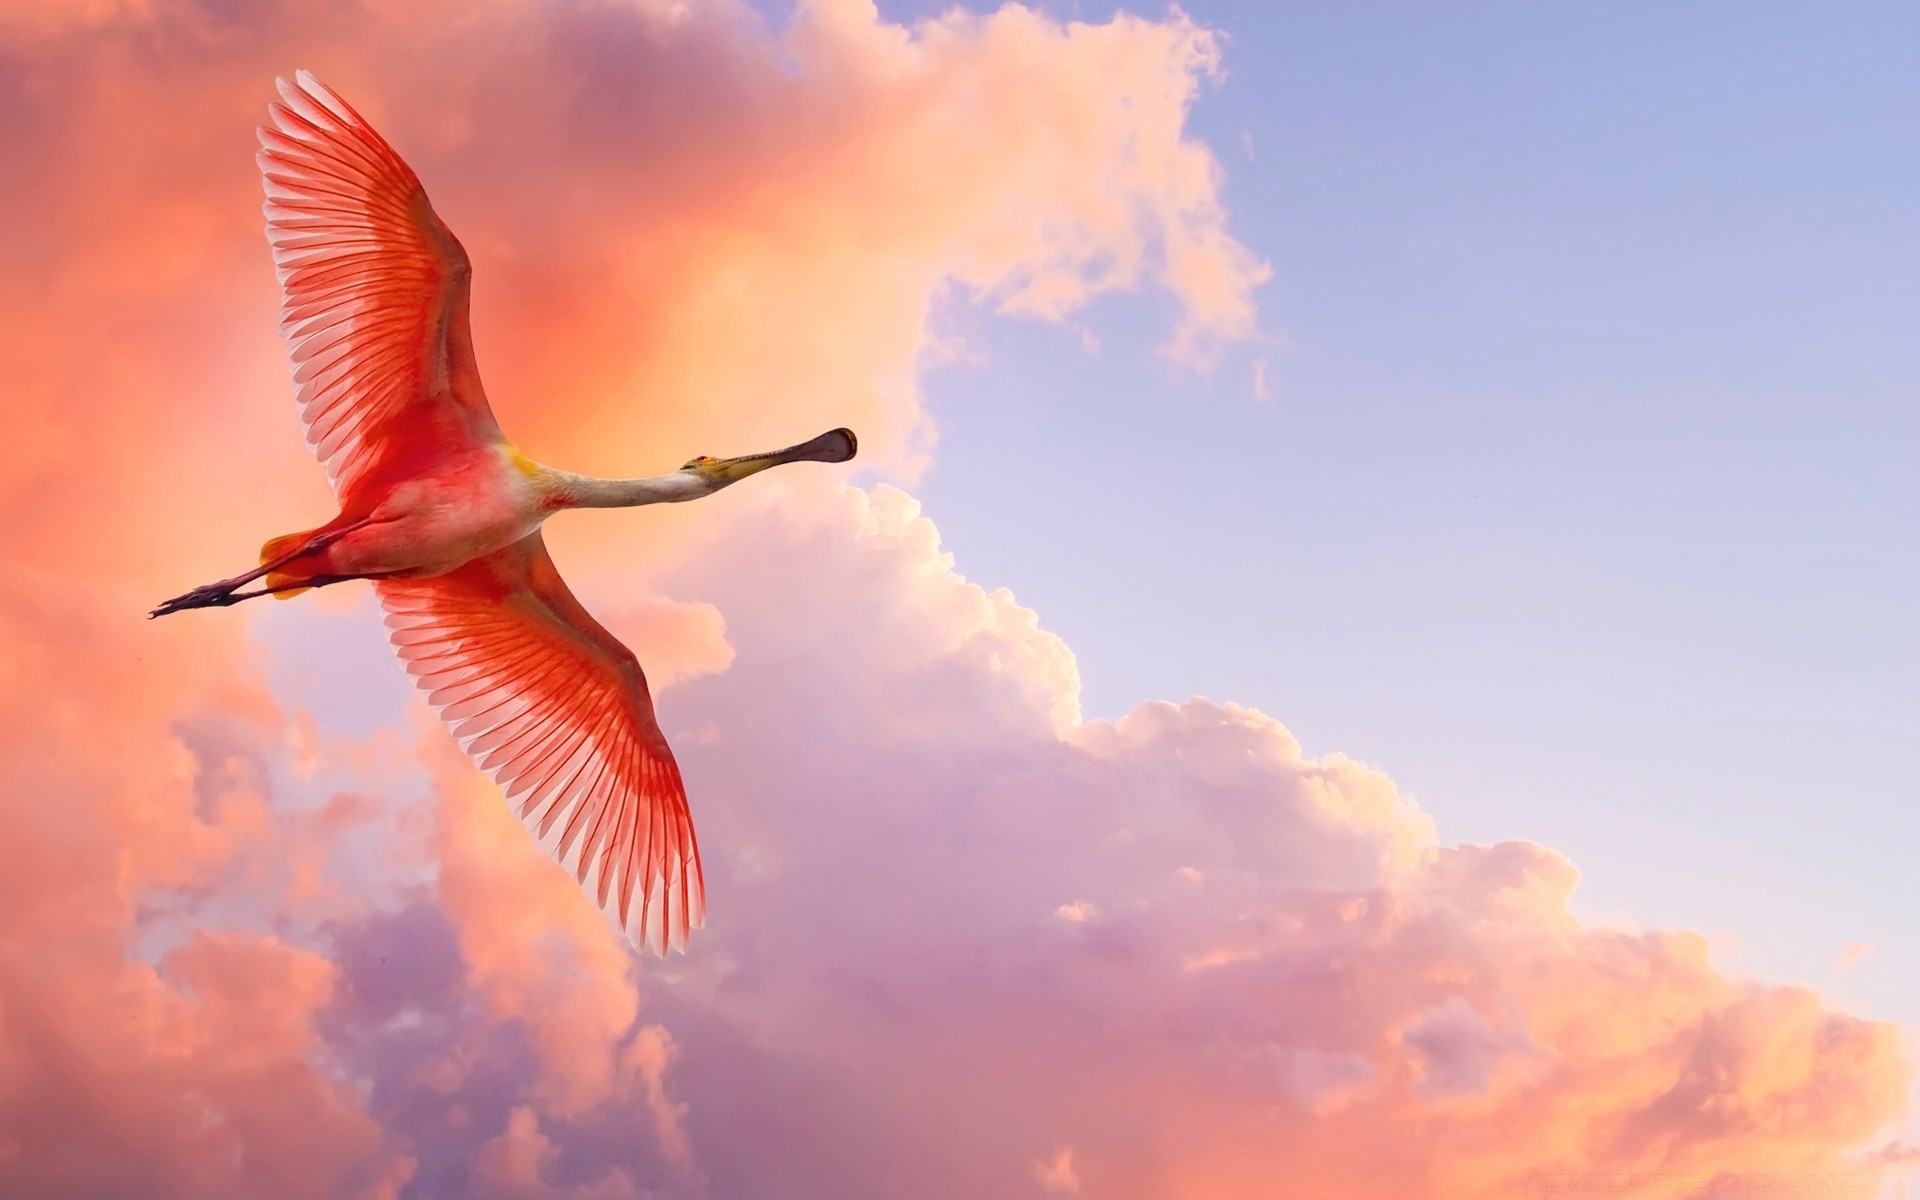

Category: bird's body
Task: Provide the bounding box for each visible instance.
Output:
[310,443,541,578]
[153,71,856,956]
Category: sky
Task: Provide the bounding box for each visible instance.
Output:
[898,0,1920,1025]
[1,1,1916,1198]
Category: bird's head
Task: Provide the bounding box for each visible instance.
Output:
[681,427,858,485]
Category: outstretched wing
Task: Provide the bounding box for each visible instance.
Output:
[378,533,706,956]
[258,70,500,501]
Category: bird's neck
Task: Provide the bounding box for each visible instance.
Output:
[543,468,718,510]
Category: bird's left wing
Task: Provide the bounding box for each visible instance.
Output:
[258,70,501,502]
[377,533,706,956]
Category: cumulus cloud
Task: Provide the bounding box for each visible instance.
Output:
[0,575,411,1198]
[1,0,1269,591]
[0,1,1907,1198]
[605,480,1911,1197]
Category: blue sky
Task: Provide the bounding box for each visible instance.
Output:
[765,1,1920,1024]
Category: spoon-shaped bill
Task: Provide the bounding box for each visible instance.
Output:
[773,427,858,465]
[687,428,859,482]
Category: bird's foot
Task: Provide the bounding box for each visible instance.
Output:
[149,580,241,618]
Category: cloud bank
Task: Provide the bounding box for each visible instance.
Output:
[0,1,1906,1197]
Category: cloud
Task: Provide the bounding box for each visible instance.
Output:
[587,479,1912,1197]
[1,0,1270,593]
[0,1,1907,1198]
[472,1105,643,1200]
[1838,941,1878,973]
[0,574,412,1199]
[1034,1147,1081,1194]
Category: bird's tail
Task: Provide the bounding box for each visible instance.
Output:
[259,528,324,599]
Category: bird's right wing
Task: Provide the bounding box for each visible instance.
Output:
[258,70,500,501]
[377,533,706,956]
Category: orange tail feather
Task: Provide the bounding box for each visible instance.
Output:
[259,530,320,600]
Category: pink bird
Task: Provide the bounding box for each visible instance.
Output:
[152,71,857,956]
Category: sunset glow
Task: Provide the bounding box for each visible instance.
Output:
[1,2,1912,1197]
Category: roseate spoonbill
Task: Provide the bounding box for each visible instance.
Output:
[152,71,857,956]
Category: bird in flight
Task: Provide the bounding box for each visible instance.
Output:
[152,71,857,956]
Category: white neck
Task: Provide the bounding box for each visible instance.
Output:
[543,468,721,510]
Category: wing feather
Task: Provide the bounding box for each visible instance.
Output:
[378,533,706,956]
[259,70,499,500]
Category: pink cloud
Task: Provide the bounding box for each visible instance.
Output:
[1838,941,1878,973]
[0,579,410,1198]
[600,480,1912,1196]
[1034,1146,1081,1194]
[473,1105,647,1200]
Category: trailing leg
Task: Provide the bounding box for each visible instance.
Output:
[149,518,371,618]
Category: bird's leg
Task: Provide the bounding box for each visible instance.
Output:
[149,520,370,618]
[221,575,355,604]
[151,573,359,618]
[150,559,292,616]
